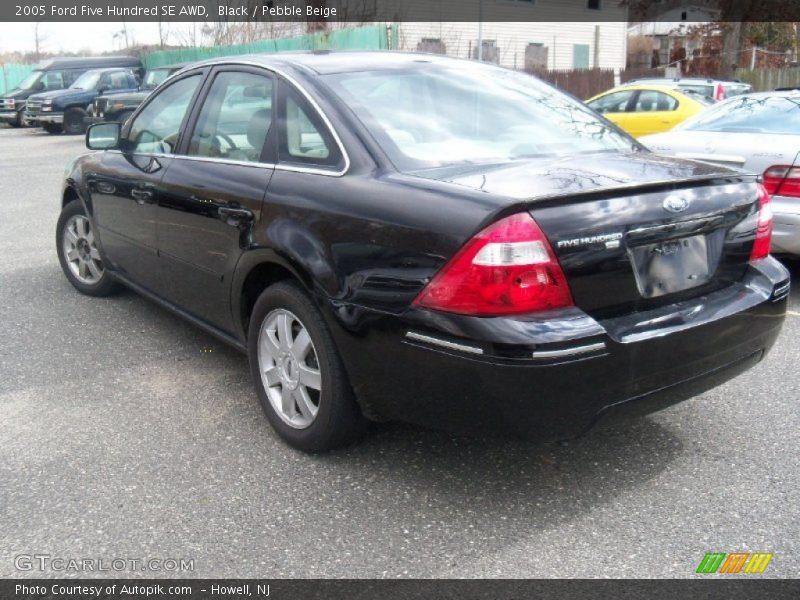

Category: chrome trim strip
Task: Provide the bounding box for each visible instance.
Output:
[119,59,350,178]
[532,342,606,359]
[405,332,484,355]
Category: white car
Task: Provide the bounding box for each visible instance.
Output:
[641,91,800,256]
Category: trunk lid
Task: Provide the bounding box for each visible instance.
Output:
[416,152,760,316]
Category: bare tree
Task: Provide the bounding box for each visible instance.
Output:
[33,22,48,60]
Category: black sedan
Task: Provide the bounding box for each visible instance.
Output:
[57,52,789,452]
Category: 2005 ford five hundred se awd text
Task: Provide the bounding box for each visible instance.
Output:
[56,52,789,452]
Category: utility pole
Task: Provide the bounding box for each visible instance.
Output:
[477,0,483,61]
[751,45,758,69]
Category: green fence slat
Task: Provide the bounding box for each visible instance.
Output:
[142,24,390,69]
[0,63,35,96]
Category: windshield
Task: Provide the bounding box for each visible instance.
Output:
[679,94,800,134]
[142,69,171,90]
[70,71,101,90]
[17,70,44,91]
[322,65,636,170]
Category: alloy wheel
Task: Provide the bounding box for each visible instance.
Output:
[62,214,104,284]
[257,309,322,429]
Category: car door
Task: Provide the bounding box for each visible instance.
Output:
[623,90,681,138]
[155,67,276,331]
[89,71,205,290]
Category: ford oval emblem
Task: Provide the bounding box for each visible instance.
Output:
[663,196,691,213]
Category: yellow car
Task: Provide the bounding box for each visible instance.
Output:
[586,84,711,138]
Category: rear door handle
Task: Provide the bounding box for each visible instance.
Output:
[218,206,254,226]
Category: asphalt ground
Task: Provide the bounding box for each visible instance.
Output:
[0,124,798,579]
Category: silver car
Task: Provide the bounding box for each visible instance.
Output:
[641,91,800,256]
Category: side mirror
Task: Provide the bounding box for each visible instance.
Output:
[34,81,45,91]
[97,86,109,95]
[86,122,121,150]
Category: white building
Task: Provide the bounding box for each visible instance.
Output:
[391,1,629,71]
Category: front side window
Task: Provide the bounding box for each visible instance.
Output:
[107,71,131,90]
[187,70,273,164]
[588,90,635,114]
[71,71,103,90]
[142,69,171,90]
[42,71,65,90]
[127,74,202,154]
[633,90,678,112]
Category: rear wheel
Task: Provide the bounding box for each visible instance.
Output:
[63,107,87,135]
[56,201,121,296]
[248,281,367,452]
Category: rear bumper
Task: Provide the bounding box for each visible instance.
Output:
[327,258,789,440]
[772,195,800,256]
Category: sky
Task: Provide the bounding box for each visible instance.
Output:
[0,22,204,55]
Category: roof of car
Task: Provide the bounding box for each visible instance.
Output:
[35,56,142,70]
[188,51,479,75]
[80,67,136,75]
[609,83,695,96]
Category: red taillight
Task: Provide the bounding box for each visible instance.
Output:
[413,213,574,316]
[762,165,800,197]
[750,184,773,262]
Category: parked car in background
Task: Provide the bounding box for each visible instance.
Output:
[25,68,139,134]
[641,91,800,256]
[586,84,710,138]
[625,77,752,101]
[0,56,142,128]
[56,53,788,452]
[87,63,189,126]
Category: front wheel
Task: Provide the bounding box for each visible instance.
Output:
[56,201,121,296]
[248,281,367,452]
[63,107,87,135]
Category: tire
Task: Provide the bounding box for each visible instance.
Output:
[10,110,24,128]
[248,281,367,452]
[42,122,62,134]
[63,107,87,135]
[56,200,121,297]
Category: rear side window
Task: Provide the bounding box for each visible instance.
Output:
[277,81,342,170]
[187,70,274,164]
[587,90,634,114]
[127,74,202,154]
[633,90,678,112]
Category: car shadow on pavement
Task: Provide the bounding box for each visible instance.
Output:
[3,264,691,577]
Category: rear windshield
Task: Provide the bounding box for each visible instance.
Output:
[322,65,635,171]
[679,95,800,134]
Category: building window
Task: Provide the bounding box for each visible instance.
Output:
[587,0,601,9]
[573,44,590,69]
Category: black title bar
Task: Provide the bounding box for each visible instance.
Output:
[3,0,800,23]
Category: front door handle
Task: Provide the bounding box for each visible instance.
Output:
[131,187,155,205]
[218,206,254,226]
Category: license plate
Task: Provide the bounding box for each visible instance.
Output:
[628,234,713,298]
